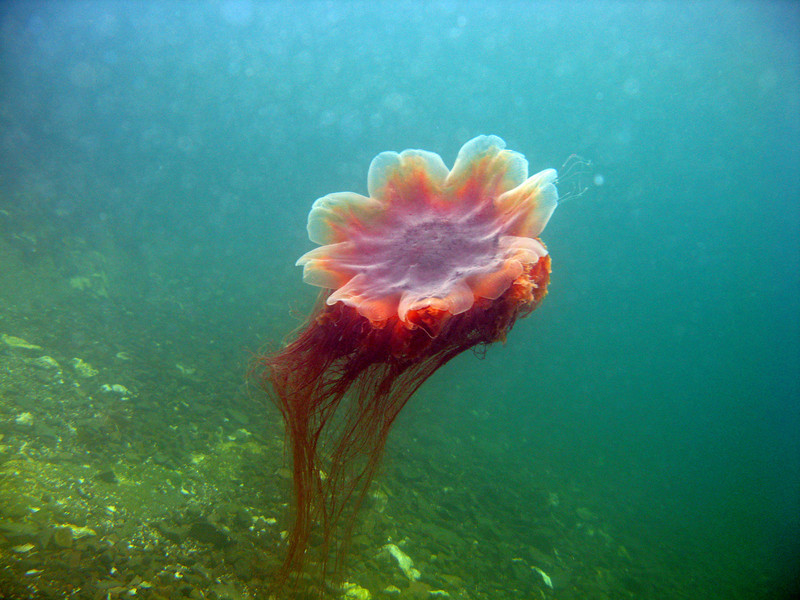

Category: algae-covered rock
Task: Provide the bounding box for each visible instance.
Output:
[71,357,98,377]
[52,525,73,548]
[14,412,34,427]
[342,582,372,600]
[68,270,109,298]
[101,383,130,395]
[188,517,232,548]
[33,355,60,370]
[383,543,421,581]
[2,334,42,350]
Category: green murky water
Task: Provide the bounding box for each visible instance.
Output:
[1,2,798,599]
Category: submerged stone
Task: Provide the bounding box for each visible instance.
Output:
[71,358,98,378]
[188,518,232,548]
[52,526,73,549]
[2,334,42,350]
[95,469,119,484]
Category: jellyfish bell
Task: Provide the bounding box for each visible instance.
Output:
[258,135,557,590]
[299,136,556,326]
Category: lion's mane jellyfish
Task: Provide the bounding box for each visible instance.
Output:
[257,135,558,589]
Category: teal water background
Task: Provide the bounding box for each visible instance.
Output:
[1,1,798,597]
